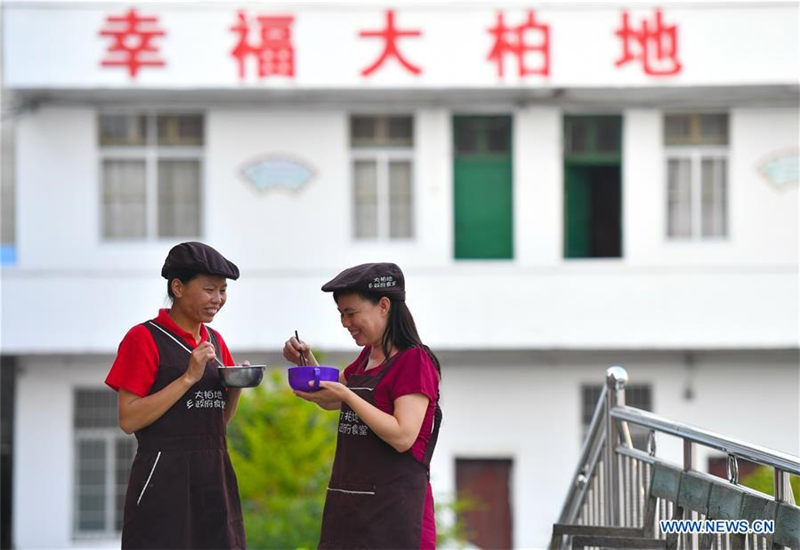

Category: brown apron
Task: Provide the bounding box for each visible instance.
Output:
[121,321,246,549]
[319,348,442,550]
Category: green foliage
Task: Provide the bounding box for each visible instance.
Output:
[740,465,800,500]
[227,368,469,549]
[227,370,338,549]
[435,494,478,548]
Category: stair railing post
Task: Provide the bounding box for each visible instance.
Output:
[775,468,788,503]
[605,366,627,527]
[683,439,695,471]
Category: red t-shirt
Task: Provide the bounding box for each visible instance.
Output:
[105,309,235,397]
[342,345,440,549]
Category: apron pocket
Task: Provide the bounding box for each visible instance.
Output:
[136,450,162,506]
[327,481,376,496]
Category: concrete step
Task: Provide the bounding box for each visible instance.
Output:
[571,534,667,549]
[551,524,666,550]
[552,524,646,538]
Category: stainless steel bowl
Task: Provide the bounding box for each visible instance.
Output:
[218,365,266,388]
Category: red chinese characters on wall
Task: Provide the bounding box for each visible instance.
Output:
[98,8,166,77]
[614,8,682,76]
[230,12,295,79]
[95,7,684,82]
[359,10,422,77]
[487,10,550,78]
[230,11,294,79]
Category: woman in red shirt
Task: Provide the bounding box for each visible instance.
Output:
[106,242,246,549]
[283,262,442,549]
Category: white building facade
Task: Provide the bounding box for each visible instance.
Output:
[2,1,798,548]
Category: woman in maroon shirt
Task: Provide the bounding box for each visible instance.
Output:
[106,242,246,549]
[283,262,442,549]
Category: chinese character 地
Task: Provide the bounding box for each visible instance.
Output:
[614,8,682,76]
[99,8,166,77]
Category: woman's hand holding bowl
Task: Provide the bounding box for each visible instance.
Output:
[294,381,349,407]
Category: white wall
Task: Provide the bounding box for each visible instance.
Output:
[515,106,562,266]
[5,3,799,89]
[13,355,120,549]
[3,105,798,353]
[625,107,799,266]
[13,351,798,549]
[432,351,799,548]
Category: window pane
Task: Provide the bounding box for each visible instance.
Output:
[157,115,204,146]
[667,158,692,238]
[351,116,413,147]
[387,117,413,146]
[565,119,588,154]
[699,114,728,145]
[353,160,378,238]
[351,116,377,147]
[389,161,412,239]
[665,113,728,145]
[102,160,146,239]
[596,118,620,154]
[99,115,147,146]
[486,117,511,154]
[582,385,652,450]
[454,118,478,155]
[75,390,119,429]
[701,157,727,237]
[2,119,16,250]
[664,115,691,145]
[115,438,135,531]
[76,440,107,532]
[157,160,202,238]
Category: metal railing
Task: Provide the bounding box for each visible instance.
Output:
[553,366,800,549]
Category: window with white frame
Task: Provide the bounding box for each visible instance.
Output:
[74,389,134,536]
[582,384,653,450]
[664,113,729,239]
[350,115,414,240]
[1,118,16,264]
[99,113,204,240]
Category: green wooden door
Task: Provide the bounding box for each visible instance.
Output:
[563,115,623,258]
[453,116,513,259]
[565,165,591,258]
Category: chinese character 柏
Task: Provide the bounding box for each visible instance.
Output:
[487,10,550,78]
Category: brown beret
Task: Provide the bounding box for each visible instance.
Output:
[322,262,405,301]
[161,242,240,280]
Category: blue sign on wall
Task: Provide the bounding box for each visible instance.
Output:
[758,150,799,190]
[241,156,315,193]
[1,245,17,265]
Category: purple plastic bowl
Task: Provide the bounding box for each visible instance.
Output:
[288,366,340,392]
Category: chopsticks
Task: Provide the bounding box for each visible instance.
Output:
[147,320,227,368]
[295,330,307,366]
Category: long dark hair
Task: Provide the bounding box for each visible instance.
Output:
[334,291,441,378]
